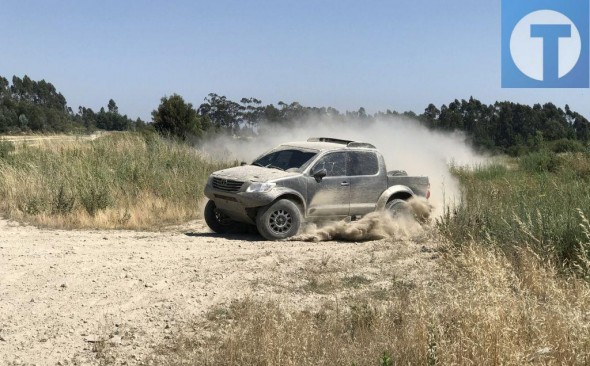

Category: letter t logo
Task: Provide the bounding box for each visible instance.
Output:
[530,24,572,82]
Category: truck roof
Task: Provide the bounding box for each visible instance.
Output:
[280,137,376,152]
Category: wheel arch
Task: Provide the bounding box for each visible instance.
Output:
[275,193,305,213]
[247,190,306,221]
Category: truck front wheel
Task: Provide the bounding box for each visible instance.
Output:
[204,200,245,234]
[256,199,302,240]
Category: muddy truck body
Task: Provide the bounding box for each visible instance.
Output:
[204,137,430,240]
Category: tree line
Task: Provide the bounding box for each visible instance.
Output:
[2,74,589,155]
[0,75,143,133]
[155,93,590,155]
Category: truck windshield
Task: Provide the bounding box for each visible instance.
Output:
[252,148,317,171]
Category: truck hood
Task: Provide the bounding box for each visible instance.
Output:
[212,166,300,183]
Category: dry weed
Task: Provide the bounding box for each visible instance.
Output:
[145,243,590,365]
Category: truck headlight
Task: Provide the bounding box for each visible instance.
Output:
[246,182,276,193]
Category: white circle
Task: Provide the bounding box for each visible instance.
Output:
[510,10,581,81]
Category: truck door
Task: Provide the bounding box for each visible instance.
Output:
[347,151,387,215]
[305,152,350,217]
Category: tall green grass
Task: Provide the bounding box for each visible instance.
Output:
[438,151,590,265]
[0,132,231,229]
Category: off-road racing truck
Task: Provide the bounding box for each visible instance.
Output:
[203,137,430,240]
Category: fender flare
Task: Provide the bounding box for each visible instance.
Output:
[376,185,415,210]
[268,187,307,212]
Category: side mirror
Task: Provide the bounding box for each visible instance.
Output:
[312,168,327,183]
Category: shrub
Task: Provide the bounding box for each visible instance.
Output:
[550,138,586,153]
[519,150,560,173]
[79,185,111,216]
[52,185,75,215]
[0,140,14,158]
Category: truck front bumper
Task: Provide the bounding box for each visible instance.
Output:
[204,185,276,224]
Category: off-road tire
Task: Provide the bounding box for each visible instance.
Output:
[385,198,412,218]
[256,199,302,240]
[203,200,246,234]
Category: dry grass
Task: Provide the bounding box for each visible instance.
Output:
[0,132,231,229]
[145,240,590,365]
[439,153,590,265]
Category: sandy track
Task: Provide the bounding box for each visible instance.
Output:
[0,132,107,148]
[0,219,438,365]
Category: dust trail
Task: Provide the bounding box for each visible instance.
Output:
[292,197,433,242]
[407,196,434,222]
[199,116,487,217]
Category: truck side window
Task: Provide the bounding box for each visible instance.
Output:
[312,152,346,177]
[348,151,379,176]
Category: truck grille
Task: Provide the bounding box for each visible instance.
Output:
[212,178,244,193]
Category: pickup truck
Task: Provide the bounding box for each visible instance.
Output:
[203,137,430,240]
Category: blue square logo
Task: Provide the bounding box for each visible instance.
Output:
[502,0,589,88]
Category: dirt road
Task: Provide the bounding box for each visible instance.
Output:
[0,219,439,365]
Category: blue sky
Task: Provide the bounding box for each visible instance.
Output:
[1,0,588,120]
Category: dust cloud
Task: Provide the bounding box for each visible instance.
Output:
[199,116,487,219]
[293,197,433,242]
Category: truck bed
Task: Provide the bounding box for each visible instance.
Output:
[387,172,430,198]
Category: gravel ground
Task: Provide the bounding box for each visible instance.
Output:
[0,218,439,365]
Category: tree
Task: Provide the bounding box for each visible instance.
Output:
[422,103,440,127]
[572,113,590,142]
[240,97,263,127]
[18,114,29,130]
[11,76,23,100]
[96,107,109,130]
[357,107,368,119]
[0,77,9,98]
[78,106,97,130]
[152,94,202,139]
[198,93,242,131]
[108,99,118,114]
[92,99,133,131]
[262,104,281,122]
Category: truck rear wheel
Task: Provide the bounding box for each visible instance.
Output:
[385,198,412,218]
[256,199,302,240]
[204,200,245,234]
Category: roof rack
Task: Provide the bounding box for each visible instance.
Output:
[307,137,376,149]
[307,137,352,145]
[347,142,376,149]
